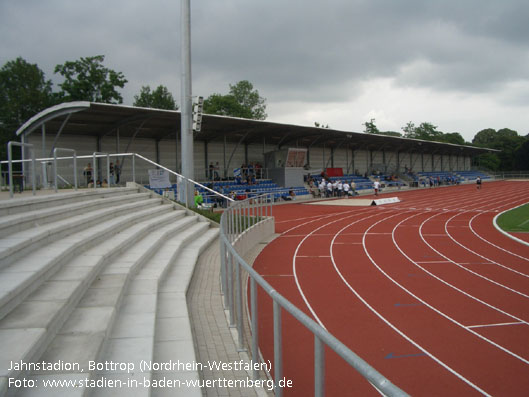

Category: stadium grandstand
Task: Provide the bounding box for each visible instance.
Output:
[1,101,506,396]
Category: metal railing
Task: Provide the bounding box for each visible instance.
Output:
[53,148,77,192]
[219,195,408,396]
[2,145,234,206]
[7,141,36,198]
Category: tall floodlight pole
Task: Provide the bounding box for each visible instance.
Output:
[180,0,194,205]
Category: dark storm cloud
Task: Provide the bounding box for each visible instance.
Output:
[1,0,528,121]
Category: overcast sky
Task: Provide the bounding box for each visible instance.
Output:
[2,0,529,141]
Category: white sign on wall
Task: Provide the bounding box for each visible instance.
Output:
[148,169,171,188]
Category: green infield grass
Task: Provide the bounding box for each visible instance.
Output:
[496,203,529,232]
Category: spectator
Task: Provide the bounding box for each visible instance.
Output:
[83,163,93,186]
[109,162,115,185]
[194,190,204,207]
[115,159,121,184]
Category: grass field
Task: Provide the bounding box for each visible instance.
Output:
[496,203,529,232]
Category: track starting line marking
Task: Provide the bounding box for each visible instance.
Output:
[467,321,525,329]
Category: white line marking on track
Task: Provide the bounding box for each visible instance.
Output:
[467,321,525,329]
[328,210,492,396]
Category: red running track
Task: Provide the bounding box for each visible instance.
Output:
[252,181,529,396]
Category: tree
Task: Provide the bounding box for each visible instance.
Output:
[514,137,529,170]
[203,80,267,120]
[314,122,330,128]
[0,57,55,160]
[472,128,525,171]
[363,118,379,134]
[54,55,127,103]
[413,122,443,141]
[439,132,465,145]
[402,121,416,138]
[133,85,178,110]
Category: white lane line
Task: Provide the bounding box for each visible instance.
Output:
[469,212,529,267]
[468,322,525,329]
[292,210,388,330]
[328,210,492,396]
[421,211,529,298]
[390,212,529,362]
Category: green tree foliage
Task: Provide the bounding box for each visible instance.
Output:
[402,122,464,144]
[363,118,379,134]
[362,119,401,136]
[0,57,55,160]
[472,128,526,171]
[54,55,127,103]
[133,85,178,110]
[439,132,465,145]
[514,138,529,170]
[203,80,266,120]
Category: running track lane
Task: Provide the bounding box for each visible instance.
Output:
[252,181,529,396]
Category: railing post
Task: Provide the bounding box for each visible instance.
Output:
[273,300,283,397]
[251,277,259,380]
[132,154,136,183]
[228,250,235,327]
[220,239,227,297]
[314,336,325,397]
[7,141,35,198]
[235,256,244,351]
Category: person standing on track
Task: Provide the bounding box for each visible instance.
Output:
[374,179,380,196]
[476,176,482,190]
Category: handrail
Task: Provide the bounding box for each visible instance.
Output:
[54,148,77,192]
[2,149,235,206]
[7,141,36,198]
[219,195,408,397]
[132,153,234,203]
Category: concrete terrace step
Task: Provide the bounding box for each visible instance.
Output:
[0,202,174,321]
[0,192,152,238]
[151,228,220,397]
[0,188,139,217]
[0,211,188,394]
[91,224,215,397]
[0,197,165,269]
[18,221,213,397]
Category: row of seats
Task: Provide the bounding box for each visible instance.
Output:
[146,181,310,204]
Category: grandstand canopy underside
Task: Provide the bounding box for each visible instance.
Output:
[15,101,495,181]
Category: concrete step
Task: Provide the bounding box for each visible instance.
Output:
[0,203,174,322]
[151,228,220,397]
[0,211,192,397]
[0,188,139,217]
[17,221,211,397]
[0,192,152,238]
[90,223,214,397]
[0,197,164,269]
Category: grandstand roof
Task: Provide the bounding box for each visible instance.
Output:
[16,101,496,156]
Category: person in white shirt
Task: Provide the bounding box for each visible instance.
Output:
[374,179,380,196]
[343,181,350,197]
[337,181,343,197]
[327,181,333,197]
[319,180,326,196]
